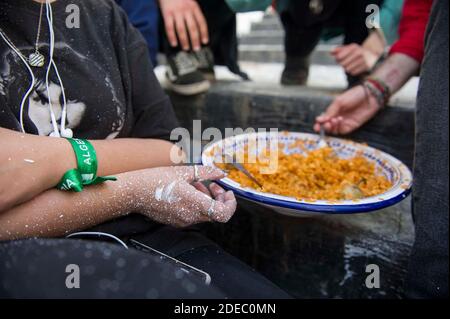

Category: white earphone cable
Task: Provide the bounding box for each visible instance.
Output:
[66,232,129,249]
[46,0,71,138]
[45,0,61,137]
[2,1,70,138]
[0,31,36,134]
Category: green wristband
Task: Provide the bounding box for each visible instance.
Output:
[57,138,116,192]
[67,138,98,184]
[57,169,84,192]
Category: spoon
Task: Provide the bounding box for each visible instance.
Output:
[318,125,364,199]
[223,155,263,188]
[318,124,329,148]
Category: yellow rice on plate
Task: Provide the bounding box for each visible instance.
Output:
[217,146,392,201]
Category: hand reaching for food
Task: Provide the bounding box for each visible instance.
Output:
[124,166,237,227]
[314,85,381,135]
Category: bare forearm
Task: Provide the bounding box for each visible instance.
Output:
[0,128,77,210]
[92,138,181,177]
[372,53,420,93]
[0,128,181,211]
[0,128,179,179]
[0,173,134,241]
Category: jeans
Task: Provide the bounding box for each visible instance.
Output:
[406,0,449,299]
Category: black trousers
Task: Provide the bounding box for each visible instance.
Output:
[0,215,290,299]
[280,0,381,86]
[405,0,449,298]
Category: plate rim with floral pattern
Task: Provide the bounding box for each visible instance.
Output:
[201,131,413,214]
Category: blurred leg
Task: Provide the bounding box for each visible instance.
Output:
[406,0,449,298]
[0,238,225,298]
[279,0,340,85]
[196,0,247,78]
[341,0,381,87]
[132,225,291,299]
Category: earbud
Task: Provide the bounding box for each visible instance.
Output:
[49,130,61,138]
[61,128,73,139]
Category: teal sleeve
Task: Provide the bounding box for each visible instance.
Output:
[225,0,273,12]
[380,0,405,45]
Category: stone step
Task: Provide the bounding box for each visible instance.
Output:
[239,44,338,65]
[239,32,285,45]
[241,29,285,38]
[250,23,282,33]
[260,14,282,23]
[250,20,283,32]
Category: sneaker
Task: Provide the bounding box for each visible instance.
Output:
[194,47,216,82]
[281,56,310,86]
[166,51,210,96]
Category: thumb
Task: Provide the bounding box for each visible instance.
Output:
[334,44,354,61]
[331,45,343,55]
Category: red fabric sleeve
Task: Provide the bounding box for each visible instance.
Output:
[389,0,433,63]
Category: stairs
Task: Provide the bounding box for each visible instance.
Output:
[238,13,338,65]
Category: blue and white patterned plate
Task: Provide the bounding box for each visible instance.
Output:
[201,131,413,217]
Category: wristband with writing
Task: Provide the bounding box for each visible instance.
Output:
[57,138,116,192]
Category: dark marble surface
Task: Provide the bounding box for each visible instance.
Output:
[200,198,413,298]
[169,82,416,298]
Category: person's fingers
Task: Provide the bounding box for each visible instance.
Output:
[209,182,226,199]
[186,184,236,223]
[192,5,209,45]
[316,114,333,124]
[340,121,355,135]
[321,98,345,121]
[330,46,342,56]
[176,165,226,183]
[323,121,334,133]
[185,12,201,51]
[207,191,237,223]
[174,13,190,50]
[334,44,357,62]
[336,117,348,135]
[192,181,211,196]
[164,15,178,47]
[196,166,226,181]
[330,118,340,135]
[340,51,361,69]
[313,122,322,132]
[344,59,365,75]
[333,46,351,61]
